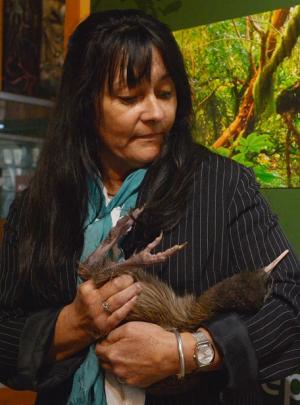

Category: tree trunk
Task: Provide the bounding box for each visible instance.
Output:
[213,77,256,148]
[254,6,300,115]
[212,8,291,148]
[265,9,290,60]
[282,112,300,153]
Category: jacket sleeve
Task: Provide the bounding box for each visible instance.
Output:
[0,198,85,392]
[205,166,300,388]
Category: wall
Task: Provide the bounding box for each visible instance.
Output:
[263,189,300,255]
[92,0,300,30]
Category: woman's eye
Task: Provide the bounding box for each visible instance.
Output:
[118,96,138,104]
[159,91,172,99]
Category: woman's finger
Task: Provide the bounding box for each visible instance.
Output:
[106,296,138,331]
[99,275,135,301]
[101,282,141,315]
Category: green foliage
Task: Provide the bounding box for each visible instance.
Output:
[210,147,230,158]
[220,132,275,168]
[174,10,300,188]
[174,19,251,142]
[232,153,254,167]
[295,116,300,132]
[235,132,274,155]
[230,133,288,186]
[253,166,284,187]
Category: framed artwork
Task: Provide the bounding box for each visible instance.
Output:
[2,0,43,96]
[174,6,300,188]
[1,0,65,98]
[39,0,65,98]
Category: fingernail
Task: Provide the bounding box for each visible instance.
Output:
[135,283,142,292]
[123,274,134,283]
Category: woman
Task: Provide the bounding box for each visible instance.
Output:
[0,8,299,405]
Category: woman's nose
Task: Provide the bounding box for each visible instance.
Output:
[141,96,164,122]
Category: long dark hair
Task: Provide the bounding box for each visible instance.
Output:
[18,9,195,303]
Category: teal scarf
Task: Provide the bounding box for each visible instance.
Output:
[67,168,147,405]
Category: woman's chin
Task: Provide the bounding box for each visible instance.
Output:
[136,152,162,166]
[127,146,163,168]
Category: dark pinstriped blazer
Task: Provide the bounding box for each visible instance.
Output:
[0,145,299,404]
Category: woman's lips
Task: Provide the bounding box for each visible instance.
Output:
[135,132,164,139]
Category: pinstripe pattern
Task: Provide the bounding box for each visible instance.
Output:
[0,146,299,404]
[139,147,300,404]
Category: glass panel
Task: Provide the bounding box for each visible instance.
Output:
[0,93,52,217]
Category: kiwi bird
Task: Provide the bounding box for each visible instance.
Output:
[79,208,288,331]
[79,209,288,393]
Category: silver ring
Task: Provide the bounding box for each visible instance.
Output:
[102,301,112,314]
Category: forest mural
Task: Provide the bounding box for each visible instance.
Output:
[174,6,300,188]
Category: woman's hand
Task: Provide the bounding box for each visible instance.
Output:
[47,275,141,362]
[70,275,142,339]
[95,321,180,387]
[95,323,222,387]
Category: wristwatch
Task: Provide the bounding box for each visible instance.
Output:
[192,330,215,368]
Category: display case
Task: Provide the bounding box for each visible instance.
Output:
[0,0,89,219]
[0,91,53,217]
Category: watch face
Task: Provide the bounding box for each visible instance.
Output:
[193,331,215,368]
[196,342,214,366]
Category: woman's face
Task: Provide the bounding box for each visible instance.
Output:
[98,47,177,176]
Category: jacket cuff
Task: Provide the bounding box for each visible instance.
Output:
[15,308,84,391]
[203,313,258,388]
